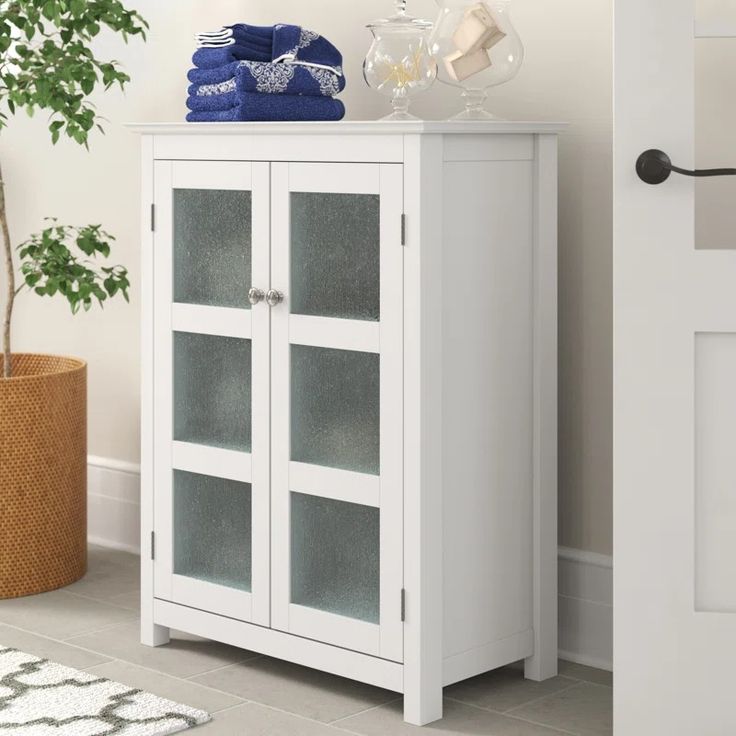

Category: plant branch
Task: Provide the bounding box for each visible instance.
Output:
[0,162,14,378]
[0,0,146,373]
[17,221,130,313]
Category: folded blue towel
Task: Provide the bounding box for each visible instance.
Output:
[272,24,342,70]
[185,93,345,122]
[196,27,273,50]
[187,61,248,85]
[189,59,341,87]
[193,43,272,68]
[192,25,342,71]
[198,23,272,42]
[197,33,272,50]
[187,62,345,104]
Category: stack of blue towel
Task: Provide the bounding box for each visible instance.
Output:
[187,24,346,122]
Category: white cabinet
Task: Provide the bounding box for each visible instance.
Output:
[135,121,561,726]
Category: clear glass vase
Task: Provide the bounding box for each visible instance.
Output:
[363,1,437,121]
[430,0,524,120]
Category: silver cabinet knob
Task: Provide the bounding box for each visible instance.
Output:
[248,287,265,305]
[266,289,284,307]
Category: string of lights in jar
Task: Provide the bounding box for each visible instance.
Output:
[363,0,437,121]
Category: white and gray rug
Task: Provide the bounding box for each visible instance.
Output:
[0,646,211,735]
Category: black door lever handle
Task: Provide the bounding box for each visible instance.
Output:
[636,149,736,185]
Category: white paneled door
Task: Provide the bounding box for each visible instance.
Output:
[152,160,270,626]
[615,1,736,733]
[270,163,404,662]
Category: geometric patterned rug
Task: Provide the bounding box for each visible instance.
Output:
[0,647,211,734]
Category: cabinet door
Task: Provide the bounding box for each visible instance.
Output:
[270,163,404,661]
[152,161,270,625]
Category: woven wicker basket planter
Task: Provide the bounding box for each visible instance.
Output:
[0,354,87,599]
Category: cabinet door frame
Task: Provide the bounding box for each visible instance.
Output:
[152,160,270,626]
[270,162,404,662]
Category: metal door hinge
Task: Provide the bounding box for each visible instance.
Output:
[400,214,406,246]
[150,531,155,560]
[150,203,155,232]
[401,588,406,622]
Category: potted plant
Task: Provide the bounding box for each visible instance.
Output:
[0,0,146,598]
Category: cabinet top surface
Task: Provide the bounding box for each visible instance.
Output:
[128,120,565,136]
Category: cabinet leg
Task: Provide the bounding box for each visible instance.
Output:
[403,684,443,726]
[524,649,558,682]
[141,622,170,648]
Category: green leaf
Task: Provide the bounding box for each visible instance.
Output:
[17,220,130,314]
[0,0,147,148]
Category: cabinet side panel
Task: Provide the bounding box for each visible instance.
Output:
[141,137,169,646]
[442,157,534,661]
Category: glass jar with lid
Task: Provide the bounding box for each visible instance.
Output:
[363,0,437,120]
[430,0,524,119]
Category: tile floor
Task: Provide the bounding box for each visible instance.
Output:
[0,546,612,735]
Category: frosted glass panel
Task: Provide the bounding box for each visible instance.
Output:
[173,189,252,306]
[291,492,379,623]
[174,470,251,591]
[174,332,251,452]
[291,192,380,321]
[291,345,379,474]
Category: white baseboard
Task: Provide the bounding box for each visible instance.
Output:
[86,457,614,671]
[88,455,141,555]
[558,545,613,671]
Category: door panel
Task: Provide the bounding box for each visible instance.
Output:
[271,162,404,661]
[291,492,380,622]
[290,192,381,321]
[173,331,252,452]
[615,0,736,732]
[173,470,252,591]
[172,187,253,306]
[153,160,270,626]
[290,344,380,475]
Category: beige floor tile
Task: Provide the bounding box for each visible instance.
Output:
[105,588,141,612]
[86,659,244,714]
[62,546,140,602]
[87,544,139,571]
[0,590,136,639]
[192,656,398,724]
[0,544,613,736]
[68,619,256,678]
[558,661,612,687]
[195,702,348,735]
[0,623,112,669]
[336,698,575,735]
[509,682,612,736]
[445,666,577,712]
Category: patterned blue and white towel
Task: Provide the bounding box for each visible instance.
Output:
[187,58,344,87]
[185,93,345,122]
[192,43,271,68]
[188,61,345,105]
[271,24,343,71]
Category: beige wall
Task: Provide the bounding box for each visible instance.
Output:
[0,0,613,555]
